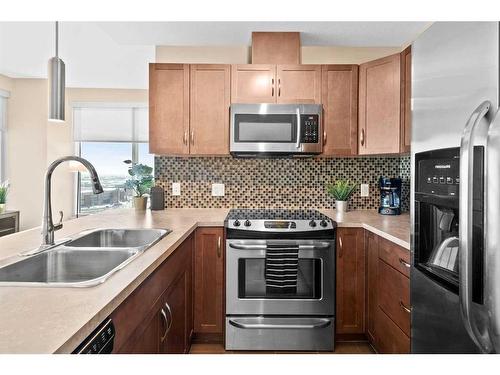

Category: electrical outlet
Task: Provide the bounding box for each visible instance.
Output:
[212,183,225,197]
[360,184,369,197]
[172,182,181,196]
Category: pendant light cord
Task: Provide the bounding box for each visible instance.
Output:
[55,21,58,58]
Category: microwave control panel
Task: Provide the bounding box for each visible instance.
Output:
[300,115,319,143]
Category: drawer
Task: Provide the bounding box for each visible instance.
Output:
[378,237,410,277]
[378,259,410,336]
[375,307,410,354]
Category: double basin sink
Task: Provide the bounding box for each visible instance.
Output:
[0,228,170,287]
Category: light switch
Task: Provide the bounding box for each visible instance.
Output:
[212,183,225,197]
[360,184,369,197]
[172,182,181,196]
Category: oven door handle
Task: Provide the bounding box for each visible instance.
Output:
[228,318,331,330]
[228,242,330,250]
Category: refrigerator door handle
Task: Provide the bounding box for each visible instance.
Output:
[459,100,493,353]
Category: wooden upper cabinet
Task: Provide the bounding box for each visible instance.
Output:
[194,227,224,336]
[231,64,276,103]
[149,64,190,155]
[321,65,359,156]
[400,46,412,153]
[190,65,231,155]
[358,53,401,155]
[336,227,366,335]
[252,32,300,64]
[276,65,321,104]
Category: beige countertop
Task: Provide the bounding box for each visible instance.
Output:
[0,208,409,353]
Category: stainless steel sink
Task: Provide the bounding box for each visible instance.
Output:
[66,229,169,250]
[0,228,170,287]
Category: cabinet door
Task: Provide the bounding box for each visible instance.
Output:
[149,63,190,155]
[321,65,359,156]
[190,65,231,155]
[336,228,366,334]
[276,65,321,104]
[400,46,412,153]
[375,307,410,354]
[231,64,276,103]
[358,54,401,155]
[194,227,224,336]
[366,231,379,344]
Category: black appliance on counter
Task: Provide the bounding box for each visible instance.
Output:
[412,147,484,353]
[378,177,402,215]
[224,209,336,351]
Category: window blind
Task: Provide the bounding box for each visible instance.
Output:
[72,103,148,142]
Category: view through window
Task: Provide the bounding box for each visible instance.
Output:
[74,104,151,215]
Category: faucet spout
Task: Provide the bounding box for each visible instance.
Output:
[41,156,103,247]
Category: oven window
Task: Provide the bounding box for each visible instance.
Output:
[234,114,296,143]
[238,258,322,299]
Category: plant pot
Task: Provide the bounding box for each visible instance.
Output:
[0,203,5,214]
[133,196,147,211]
[335,200,348,213]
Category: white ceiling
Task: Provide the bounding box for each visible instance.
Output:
[0,22,429,89]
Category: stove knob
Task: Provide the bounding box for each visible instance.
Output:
[244,220,252,227]
[233,220,241,227]
[309,220,317,227]
[320,220,328,228]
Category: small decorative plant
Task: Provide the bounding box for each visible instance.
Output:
[326,179,357,212]
[123,160,154,210]
[0,181,9,213]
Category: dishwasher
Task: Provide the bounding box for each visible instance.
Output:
[72,318,115,354]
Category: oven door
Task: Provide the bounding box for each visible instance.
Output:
[226,239,335,315]
[230,103,322,155]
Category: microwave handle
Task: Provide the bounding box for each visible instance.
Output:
[296,108,301,149]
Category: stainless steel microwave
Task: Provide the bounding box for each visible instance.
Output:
[230,103,323,157]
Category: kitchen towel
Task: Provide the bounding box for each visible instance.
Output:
[265,244,299,295]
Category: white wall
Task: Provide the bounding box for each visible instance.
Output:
[155,45,402,64]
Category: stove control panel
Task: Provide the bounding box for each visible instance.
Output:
[226,219,335,232]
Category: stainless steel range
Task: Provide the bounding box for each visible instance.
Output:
[224,209,336,351]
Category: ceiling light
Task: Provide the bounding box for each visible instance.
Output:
[48,21,65,122]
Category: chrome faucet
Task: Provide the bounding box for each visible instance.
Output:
[41,156,103,247]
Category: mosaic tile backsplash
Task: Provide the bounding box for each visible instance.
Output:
[155,155,411,211]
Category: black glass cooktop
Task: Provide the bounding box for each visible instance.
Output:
[226,208,331,221]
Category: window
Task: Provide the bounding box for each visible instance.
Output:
[0,90,9,182]
[73,103,152,215]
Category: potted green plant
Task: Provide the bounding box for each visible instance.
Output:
[0,181,9,213]
[326,179,357,213]
[123,160,154,211]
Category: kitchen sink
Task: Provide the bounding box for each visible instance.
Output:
[66,229,169,250]
[0,228,170,287]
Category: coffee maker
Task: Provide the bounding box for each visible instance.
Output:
[378,177,402,215]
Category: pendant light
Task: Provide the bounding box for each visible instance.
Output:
[48,21,65,122]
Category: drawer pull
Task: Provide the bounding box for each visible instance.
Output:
[160,308,168,342]
[399,258,411,268]
[399,300,411,314]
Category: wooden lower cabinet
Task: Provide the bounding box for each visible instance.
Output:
[112,234,193,354]
[336,227,366,335]
[365,231,411,354]
[193,227,224,340]
[366,231,379,344]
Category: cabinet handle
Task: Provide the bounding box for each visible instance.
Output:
[323,131,327,146]
[183,130,188,145]
[399,258,411,268]
[278,78,281,97]
[338,236,343,258]
[217,236,222,258]
[164,302,173,333]
[190,130,194,145]
[360,128,365,147]
[160,308,168,342]
[271,78,274,97]
[399,300,411,314]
